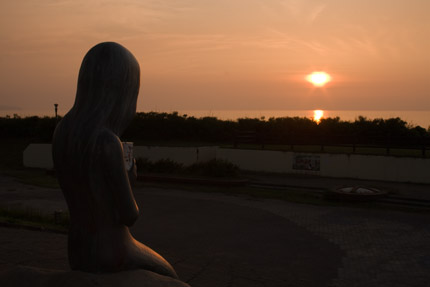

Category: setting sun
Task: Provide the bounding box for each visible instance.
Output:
[306,72,331,87]
[313,110,324,123]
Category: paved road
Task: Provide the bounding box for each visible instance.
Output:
[247,172,430,201]
[1,175,430,286]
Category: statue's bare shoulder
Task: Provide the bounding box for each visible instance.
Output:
[97,128,123,158]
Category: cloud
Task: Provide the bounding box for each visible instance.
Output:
[307,4,326,24]
[260,0,327,24]
[1,0,198,57]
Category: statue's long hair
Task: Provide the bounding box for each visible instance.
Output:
[53,42,140,178]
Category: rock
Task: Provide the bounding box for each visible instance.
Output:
[1,266,191,287]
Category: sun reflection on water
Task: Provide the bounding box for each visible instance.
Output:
[313,110,324,124]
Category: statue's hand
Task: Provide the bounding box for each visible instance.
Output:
[101,131,139,226]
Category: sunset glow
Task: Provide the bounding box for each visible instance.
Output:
[313,110,324,123]
[306,72,331,87]
[0,0,429,114]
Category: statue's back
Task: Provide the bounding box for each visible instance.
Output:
[52,42,177,278]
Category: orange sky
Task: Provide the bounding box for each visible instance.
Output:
[1,0,429,115]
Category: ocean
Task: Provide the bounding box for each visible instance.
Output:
[160,110,430,128]
[2,109,430,129]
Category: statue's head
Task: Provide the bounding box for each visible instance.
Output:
[72,42,140,135]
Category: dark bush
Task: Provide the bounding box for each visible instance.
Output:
[187,159,239,178]
[136,158,239,178]
[136,158,184,174]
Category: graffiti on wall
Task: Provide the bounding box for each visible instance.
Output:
[293,154,320,171]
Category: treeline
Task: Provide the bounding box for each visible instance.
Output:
[1,112,430,146]
[0,115,58,142]
[123,112,430,146]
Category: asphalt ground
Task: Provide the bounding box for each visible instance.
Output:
[1,174,430,286]
[246,172,430,201]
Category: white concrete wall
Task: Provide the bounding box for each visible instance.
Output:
[133,146,217,165]
[219,148,430,184]
[319,153,430,183]
[23,144,53,169]
[22,144,430,184]
[216,148,294,173]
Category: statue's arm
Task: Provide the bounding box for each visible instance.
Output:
[100,131,139,226]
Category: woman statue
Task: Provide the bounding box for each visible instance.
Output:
[52,42,177,279]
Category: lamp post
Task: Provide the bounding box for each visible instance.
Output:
[54,103,58,120]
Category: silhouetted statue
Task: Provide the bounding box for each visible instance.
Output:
[52,42,177,279]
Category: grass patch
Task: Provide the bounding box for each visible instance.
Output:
[0,206,69,233]
[2,169,59,188]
